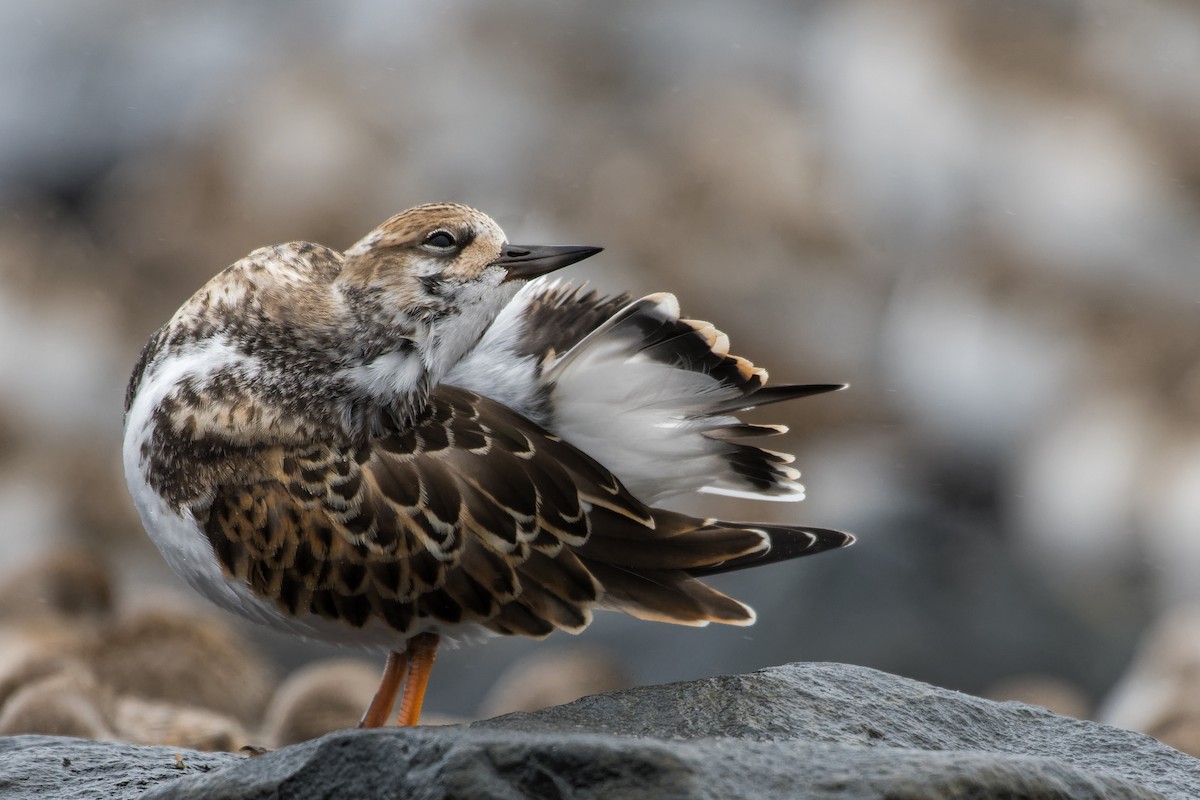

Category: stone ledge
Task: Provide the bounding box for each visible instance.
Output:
[1,663,1195,800]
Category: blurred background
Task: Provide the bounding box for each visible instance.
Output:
[3,0,1200,753]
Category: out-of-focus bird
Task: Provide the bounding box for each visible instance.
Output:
[123,203,852,727]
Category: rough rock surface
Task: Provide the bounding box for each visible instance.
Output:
[1,663,1196,799]
[0,735,235,799]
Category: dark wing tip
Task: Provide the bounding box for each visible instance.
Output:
[765,525,855,560]
[685,524,854,577]
[709,383,848,415]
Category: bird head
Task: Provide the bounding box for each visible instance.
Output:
[341,203,598,332]
[336,203,601,411]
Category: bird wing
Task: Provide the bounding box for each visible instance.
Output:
[447,280,844,504]
[201,384,812,639]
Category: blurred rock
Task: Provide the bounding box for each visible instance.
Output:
[111,695,249,752]
[479,645,630,718]
[0,548,114,624]
[982,673,1091,720]
[83,600,275,728]
[1145,715,1200,763]
[0,560,265,751]
[1139,432,1200,609]
[260,659,381,748]
[0,662,113,740]
[1099,605,1200,757]
[56,446,149,552]
[0,552,113,740]
[0,646,89,712]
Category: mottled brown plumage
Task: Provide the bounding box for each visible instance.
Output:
[200,384,794,642]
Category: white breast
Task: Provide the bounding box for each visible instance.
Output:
[122,337,264,616]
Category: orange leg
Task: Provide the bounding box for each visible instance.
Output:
[359,650,407,728]
[395,632,440,726]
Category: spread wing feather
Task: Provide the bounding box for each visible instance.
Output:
[451,281,846,505]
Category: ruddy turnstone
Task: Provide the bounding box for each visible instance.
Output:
[123,202,853,728]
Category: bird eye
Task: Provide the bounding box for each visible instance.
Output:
[423,230,457,251]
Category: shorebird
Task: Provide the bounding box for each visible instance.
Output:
[123,202,853,728]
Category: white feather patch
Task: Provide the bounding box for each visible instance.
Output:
[549,351,743,502]
[445,281,544,416]
[450,282,805,505]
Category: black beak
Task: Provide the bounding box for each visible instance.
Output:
[493,243,603,282]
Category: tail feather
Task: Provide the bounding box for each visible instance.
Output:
[582,561,755,626]
[702,423,789,440]
[686,524,855,577]
[576,508,854,626]
[575,521,768,571]
[707,383,847,415]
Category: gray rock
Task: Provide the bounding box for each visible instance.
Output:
[147,730,1167,800]
[0,735,236,799]
[1,663,1196,799]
